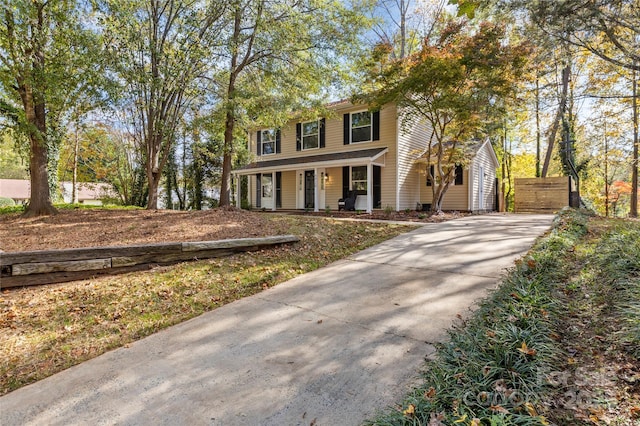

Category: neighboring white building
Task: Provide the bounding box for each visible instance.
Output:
[0,179,115,205]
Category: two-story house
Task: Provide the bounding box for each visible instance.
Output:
[232,100,498,213]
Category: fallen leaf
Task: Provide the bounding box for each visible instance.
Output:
[470,418,481,426]
[424,387,436,399]
[403,404,416,417]
[517,341,536,356]
[524,402,537,416]
[490,405,510,414]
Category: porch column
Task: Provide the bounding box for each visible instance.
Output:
[272,171,277,211]
[314,168,319,212]
[367,163,373,213]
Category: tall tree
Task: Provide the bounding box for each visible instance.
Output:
[361,21,528,212]
[97,0,227,209]
[216,0,371,207]
[494,0,640,214]
[0,1,98,216]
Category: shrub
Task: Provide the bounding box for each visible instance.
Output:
[0,197,16,207]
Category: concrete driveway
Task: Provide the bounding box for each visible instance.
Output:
[0,213,554,426]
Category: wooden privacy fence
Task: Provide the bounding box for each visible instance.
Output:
[514,176,576,213]
[0,235,299,288]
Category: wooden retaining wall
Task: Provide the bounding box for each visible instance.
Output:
[514,177,570,213]
[0,235,299,288]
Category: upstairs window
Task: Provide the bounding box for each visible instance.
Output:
[351,112,372,143]
[302,120,319,150]
[344,110,380,144]
[260,129,276,155]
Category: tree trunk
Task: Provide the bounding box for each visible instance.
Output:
[219,109,234,207]
[17,3,56,217]
[72,124,79,204]
[542,65,570,177]
[631,64,638,217]
[147,169,160,210]
[535,76,541,177]
[21,90,56,216]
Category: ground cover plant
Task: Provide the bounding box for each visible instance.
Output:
[0,210,414,395]
[366,209,640,425]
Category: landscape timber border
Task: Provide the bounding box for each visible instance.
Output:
[0,235,299,289]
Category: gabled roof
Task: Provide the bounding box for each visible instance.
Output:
[415,139,498,167]
[234,147,388,174]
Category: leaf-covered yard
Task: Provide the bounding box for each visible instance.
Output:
[0,208,415,395]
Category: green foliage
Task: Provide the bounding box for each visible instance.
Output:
[360,20,529,212]
[0,0,105,216]
[448,0,480,19]
[0,133,28,179]
[0,197,16,207]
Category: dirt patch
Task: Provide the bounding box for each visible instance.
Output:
[0,208,287,252]
[0,208,466,253]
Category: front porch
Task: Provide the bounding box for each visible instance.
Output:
[232,148,388,213]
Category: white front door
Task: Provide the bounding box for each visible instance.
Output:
[261,174,273,209]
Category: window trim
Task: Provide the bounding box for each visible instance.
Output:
[350,110,373,144]
[260,129,276,156]
[301,120,320,151]
[261,173,273,198]
[351,165,368,194]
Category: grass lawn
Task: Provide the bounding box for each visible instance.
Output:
[366,209,640,425]
[0,213,414,395]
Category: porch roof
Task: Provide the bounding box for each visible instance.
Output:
[233,147,388,175]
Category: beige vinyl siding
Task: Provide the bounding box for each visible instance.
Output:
[249,104,397,161]
[324,167,342,210]
[420,169,470,211]
[244,103,410,211]
[281,170,297,209]
[396,108,430,210]
[470,141,498,211]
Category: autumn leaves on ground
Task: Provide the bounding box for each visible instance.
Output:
[0,208,415,395]
[1,208,639,426]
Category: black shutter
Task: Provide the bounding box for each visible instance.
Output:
[372,110,380,141]
[426,165,434,186]
[256,131,262,155]
[373,165,381,209]
[342,166,350,198]
[255,174,261,208]
[276,129,281,154]
[455,165,463,185]
[343,113,350,145]
[296,123,301,151]
[320,118,326,148]
[276,172,282,208]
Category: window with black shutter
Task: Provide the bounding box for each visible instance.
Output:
[426,165,434,186]
[344,110,380,144]
[455,165,463,185]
